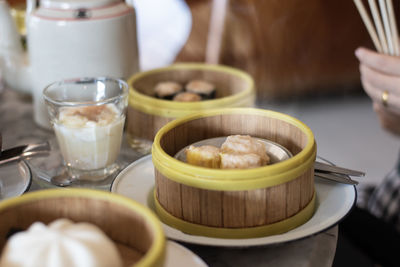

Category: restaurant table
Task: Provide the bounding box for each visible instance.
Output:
[0,87,338,267]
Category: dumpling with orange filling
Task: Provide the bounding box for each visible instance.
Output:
[185,145,221,168]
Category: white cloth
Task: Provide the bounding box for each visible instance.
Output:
[133,0,192,71]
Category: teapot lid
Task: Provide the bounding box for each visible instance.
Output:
[41,0,120,9]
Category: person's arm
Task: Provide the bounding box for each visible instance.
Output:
[355,47,400,136]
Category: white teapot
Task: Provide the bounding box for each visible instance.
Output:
[0,0,139,128]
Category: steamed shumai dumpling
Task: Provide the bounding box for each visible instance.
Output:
[221,135,270,165]
[0,219,123,267]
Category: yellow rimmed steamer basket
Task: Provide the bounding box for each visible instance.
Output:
[0,189,165,267]
[126,63,255,151]
[152,108,317,239]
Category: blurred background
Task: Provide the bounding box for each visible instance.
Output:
[4,0,400,265]
[131,0,400,194]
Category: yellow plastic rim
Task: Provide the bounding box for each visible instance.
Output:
[152,108,316,191]
[0,189,166,267]
[129,92,255,118]
[154,189,316,239]
[127,63,255,118]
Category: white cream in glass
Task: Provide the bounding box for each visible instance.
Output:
[43,77,128,182]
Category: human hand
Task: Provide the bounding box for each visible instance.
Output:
[355,47,400,115]
[373,102,400,136]
[355,47,400,136]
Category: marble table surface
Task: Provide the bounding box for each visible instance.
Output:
[0,87,338,267]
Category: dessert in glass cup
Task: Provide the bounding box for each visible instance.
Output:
[43,77,128,182]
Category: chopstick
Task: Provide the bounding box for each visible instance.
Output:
[354,0,383,52]
[379,0,394,54]
[368,0,388,53]
[386,0,399,55]
[353,0,400,56]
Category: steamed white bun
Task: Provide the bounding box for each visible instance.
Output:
[0,219,123,267]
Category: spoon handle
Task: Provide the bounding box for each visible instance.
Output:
[315,172,359,185]
[314,161,365,177]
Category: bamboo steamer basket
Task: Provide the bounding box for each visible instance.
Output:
[126,63,255,153]
[152,108,316,239]
[0,189,165,267]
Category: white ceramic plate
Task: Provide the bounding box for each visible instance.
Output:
[166,241,207,267]
[0,160,32,200]
[111,155,357,247]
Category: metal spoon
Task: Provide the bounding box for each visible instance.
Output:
[314,161,365,177]
[315,172,359,185]
[50,170,73,187]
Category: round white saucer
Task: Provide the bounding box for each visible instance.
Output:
[166,241,207,267]
[26,136,143,190]
[111,155,357,247]
[0,160,32,200]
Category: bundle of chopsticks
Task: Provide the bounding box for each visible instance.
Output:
[354,0,399,55]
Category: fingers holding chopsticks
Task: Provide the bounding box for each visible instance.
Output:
[363,80,400,114]
[373,103,400,135]
[359,61,400,94]
[354,0,400,133]
[356,47,400,75]
[355,48,400,113]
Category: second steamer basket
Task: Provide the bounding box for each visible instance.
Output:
[126,63,255,153]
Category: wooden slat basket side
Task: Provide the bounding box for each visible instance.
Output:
[126,106,173,143]
[155,112,315,228]
[0,197,156,266]
[155,169,314,228]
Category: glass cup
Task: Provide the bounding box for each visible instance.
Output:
[43,77,128,182]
